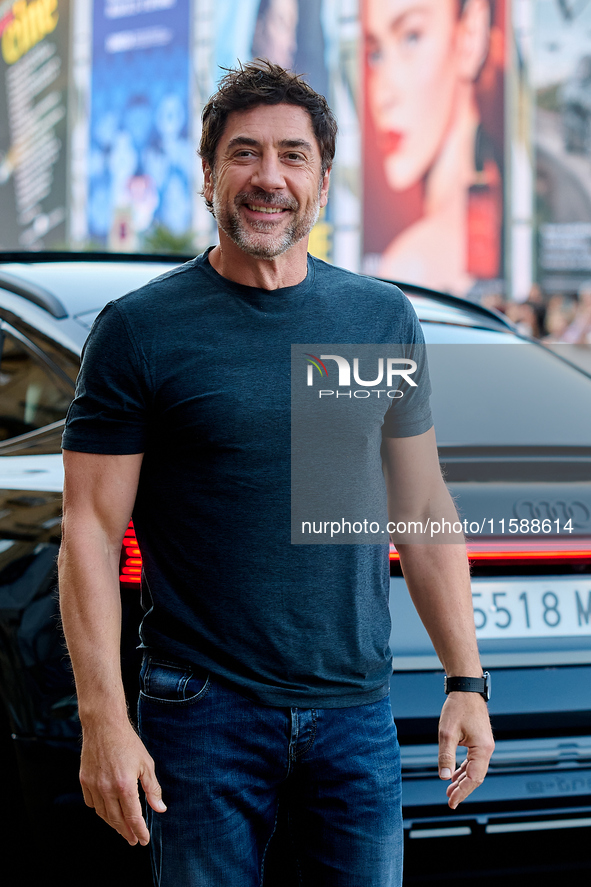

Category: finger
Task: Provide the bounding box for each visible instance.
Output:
[101,795,142,846]
[97,789,147,846]
[447,753,489,809]
[81,783,96,809]
[83,783,134,844]
[117,787,152,846]
[87,772,148,846]
[89,790,134,841]
[445,759,468,798]
[437,725,459,780]
[140,766,167,814]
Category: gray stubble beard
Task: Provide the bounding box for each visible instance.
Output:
[212,186,322,260]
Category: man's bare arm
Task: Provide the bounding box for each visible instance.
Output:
[382,427,494,808]
[58,450,165,845]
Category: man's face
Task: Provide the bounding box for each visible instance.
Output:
[203,103,330,260]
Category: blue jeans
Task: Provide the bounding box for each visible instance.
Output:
[137,655,403,887]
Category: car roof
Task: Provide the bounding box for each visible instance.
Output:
[0,253,182,319]
[0,252,514,338]
[379,278,513,333]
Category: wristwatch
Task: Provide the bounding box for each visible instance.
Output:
[444,672,491,702]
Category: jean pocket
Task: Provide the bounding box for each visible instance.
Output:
[139,656,210,704]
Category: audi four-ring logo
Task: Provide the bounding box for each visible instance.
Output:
[513,499,590,529]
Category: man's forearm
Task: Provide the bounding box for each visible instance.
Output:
[386,452,482,676]
[58,531,129,725]
[396,540,482,676]
[59,450,143,724]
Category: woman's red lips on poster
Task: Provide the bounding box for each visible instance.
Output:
[378,130,403,155]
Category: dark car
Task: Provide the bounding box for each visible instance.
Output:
[388,291,591,882]
[1,253,590,884]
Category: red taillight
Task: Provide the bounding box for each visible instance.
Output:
[466,538,591,565]
[390,538,591,566]
[120,521,142,584]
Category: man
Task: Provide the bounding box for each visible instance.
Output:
[59,61,493,887]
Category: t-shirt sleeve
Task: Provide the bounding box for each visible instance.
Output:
[62,301,150,454]
[382,303,433,438]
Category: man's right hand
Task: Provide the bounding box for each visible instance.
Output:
[79,720,166,846]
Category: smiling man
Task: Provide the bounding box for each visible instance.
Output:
[58,61,493,887]
[202,97,331,285]
[206,104,327,264]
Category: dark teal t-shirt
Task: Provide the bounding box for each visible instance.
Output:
[63,251,432,707]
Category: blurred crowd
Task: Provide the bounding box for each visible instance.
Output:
[480,282,591,344]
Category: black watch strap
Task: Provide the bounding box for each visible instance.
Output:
[444,672,490,702]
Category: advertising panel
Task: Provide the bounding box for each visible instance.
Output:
[534,0,591,292]
[87,0,192,251]
[361,0,507,298]
[215,0,329,96]
[0,0,69,250]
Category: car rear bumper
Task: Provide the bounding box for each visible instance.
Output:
[401,736,591,838]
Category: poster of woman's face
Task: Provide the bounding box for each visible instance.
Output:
[362,0,506,297]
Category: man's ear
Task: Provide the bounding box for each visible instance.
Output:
[202,159,214,203]
[456,0,491,82]
[319,167,331,208]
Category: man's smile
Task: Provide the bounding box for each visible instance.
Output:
[244,204,288,214]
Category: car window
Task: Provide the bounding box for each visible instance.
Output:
[0,331,72,441]
[421,324,591,446]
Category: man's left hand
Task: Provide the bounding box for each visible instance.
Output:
[437,692,494,809]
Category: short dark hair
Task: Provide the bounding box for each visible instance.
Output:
[200,59,337,183]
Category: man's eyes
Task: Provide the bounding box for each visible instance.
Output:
[231,150,306,162]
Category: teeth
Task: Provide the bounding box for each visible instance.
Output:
[247,205,285,214]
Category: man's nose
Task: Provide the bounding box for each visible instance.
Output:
[250,153,286,191]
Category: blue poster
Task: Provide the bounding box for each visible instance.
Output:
[88,0,192,250]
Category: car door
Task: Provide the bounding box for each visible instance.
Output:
[0,321,77,825]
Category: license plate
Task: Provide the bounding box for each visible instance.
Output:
[471,579,591,639]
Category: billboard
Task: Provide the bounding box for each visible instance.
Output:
[87,0,193,251]
[0,0,69,250]
[361,0,507,298]
[534,0,591,292]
